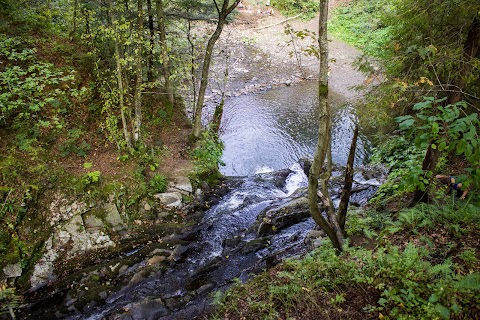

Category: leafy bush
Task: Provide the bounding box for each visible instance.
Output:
[190,130,224,185]
[149,173,168,193]
[0,35,74,132]
[369,136,425,205]
[58,128,92,157]
[396,97,480,192]
[213,241,480,320]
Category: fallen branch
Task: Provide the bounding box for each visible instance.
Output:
[253,13,303,31]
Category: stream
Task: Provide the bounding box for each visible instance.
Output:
[30,81,382,320]
[20,17,384,317]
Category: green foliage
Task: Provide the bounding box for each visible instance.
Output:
[0,35,74,132]
[273,0,319,20]
[58,128,92,157]
[81,171,101,186]
[369,136,426,205]
[149,173,168,193]
[329,0,393,57]
[0,285,21,318]
[190,130,224,185]
[214,239,479,320]
[396,97,480,191]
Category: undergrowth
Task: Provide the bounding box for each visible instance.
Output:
[212,202,480,320]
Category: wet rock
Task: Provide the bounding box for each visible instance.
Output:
[222,236,242,249]
[154,192,183,208]
[147,255,166,266]
[125,298,169,320]
[129,272,145,285]
[196,283,214,295]
[241,238,270,254]
[256,197,310,236]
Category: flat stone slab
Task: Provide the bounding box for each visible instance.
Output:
[154,192,182,208]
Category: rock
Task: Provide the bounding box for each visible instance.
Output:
[144,202,151,211]
[147,255,166,266]
[125,298,169,320]
[256,197,310,236]
[129,272,144,285]
[3,263,22,278]
[104,201,125,231]
[196,283,214,295]
[174,176,193,193]
[241,238,270,254]
[84,213,104,231]
[154,192,183,208]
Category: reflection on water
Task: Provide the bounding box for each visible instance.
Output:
[220,81,366,176]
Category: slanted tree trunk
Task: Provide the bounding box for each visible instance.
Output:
[109,0,132,148]
[133,0,144,144]
[338,126,359,230]
[410,17,480,205]
[192,0,240,140]
[157,0,174,107]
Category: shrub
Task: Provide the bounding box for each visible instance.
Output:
[149,173,168,193]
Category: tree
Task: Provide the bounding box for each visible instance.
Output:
[307,0,359,252]
[192,0,240,140]
[109,0,133,148]
[157,0,175,106]
[133,0,144,144]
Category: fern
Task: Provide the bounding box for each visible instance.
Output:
[455,273,480,290]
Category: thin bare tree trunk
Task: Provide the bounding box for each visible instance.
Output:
[133,0,143,144]
[70,0,78,40]
[109,0,132,148]
[157,0,174,107]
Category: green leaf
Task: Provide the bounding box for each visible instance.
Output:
[83,162,93,169]
[435,304,450,319]
[438,141,447,151]
[431,122,439,134]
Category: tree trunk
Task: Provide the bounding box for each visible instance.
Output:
[109,0,132,148]
[133,0,144,144]
[157,0,174,107]
[338,126,359,230]
[410,17,480,205]
[146,0,155,82]
[308,0,344,252]
[70,0,78,40]
[187,19,197,116]
[192,0,240,140]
